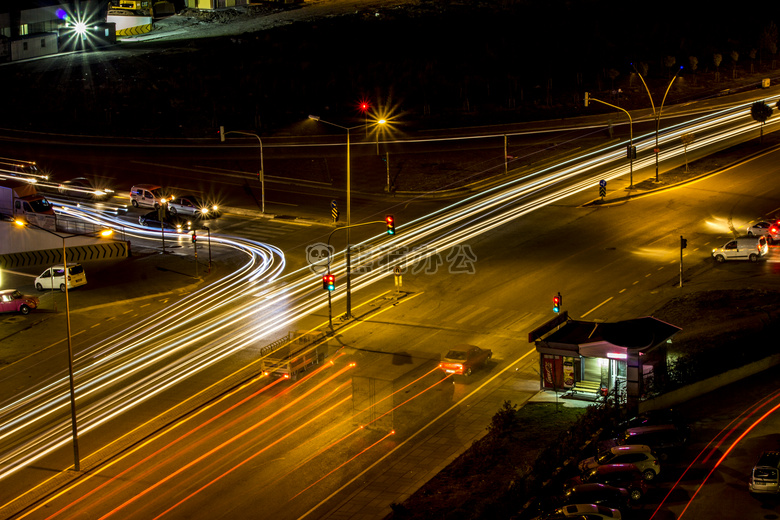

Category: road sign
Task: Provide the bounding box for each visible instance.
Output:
[394,266,402,291]
[331,200,339,222]
[599,179,607,187]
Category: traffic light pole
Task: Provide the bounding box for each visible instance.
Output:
[583,94,634,189]
[326,219,394,321]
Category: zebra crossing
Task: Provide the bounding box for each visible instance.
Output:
[421,300,539,333]
[213,217,313,243]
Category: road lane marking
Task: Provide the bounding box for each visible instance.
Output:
[632,281,639,285]
[619,288,627,293]
[580,297,614,318]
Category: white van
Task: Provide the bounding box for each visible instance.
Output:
[34,264,88,292]
[712,236,768,263]
[130,184,164,209]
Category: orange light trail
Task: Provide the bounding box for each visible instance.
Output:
[150,394,354,520]
[38,374,287,520]
[288,430,396,502]
[268,367,448,487]
[95,363,356,520]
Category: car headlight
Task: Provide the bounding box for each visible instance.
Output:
[201,208,209,214]
[212,205,218,211]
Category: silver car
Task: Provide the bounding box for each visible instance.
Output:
[166,195,220,218]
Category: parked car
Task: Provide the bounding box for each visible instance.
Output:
[565,464,647,501]
[602,424,689,460]
[749,451,780,494]
[560,483,631,511]
[532,503,622,520]
[166,195,220,218]
[579,445,660,481]
[34,264,88,292]
[0,289,39,315]
[746,221,780,243]
[619,409,685,430]
[139,210,193,233]
[58,177,114,201]
[439,344,492,376]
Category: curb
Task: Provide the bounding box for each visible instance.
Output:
[582,139,780,208]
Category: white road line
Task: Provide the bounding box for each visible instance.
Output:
[580,297,614,318]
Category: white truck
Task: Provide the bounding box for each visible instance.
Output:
[0,181,55,219]
[261,330,328,381]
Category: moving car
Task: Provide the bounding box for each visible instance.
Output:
[532,503,622,520]
[34,264,88,292]
[58,177,114,201]
[0,289,39,315]
[560,483,630,511]
[565,464,647,501]
[578,445,660,481]
[167,195,220,218]
[711,236,768,263]
[440,344,492,376]
[749,451,780,494]
[746,221,780,243]
[130,184,165,209]
[139,210,193,233]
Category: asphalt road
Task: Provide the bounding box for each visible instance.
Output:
[4,129,780,520]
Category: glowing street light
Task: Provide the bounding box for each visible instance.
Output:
[13,220,114,472]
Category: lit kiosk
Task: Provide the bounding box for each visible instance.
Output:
[532,317,680,411]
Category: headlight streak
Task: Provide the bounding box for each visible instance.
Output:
[0,95,774,493]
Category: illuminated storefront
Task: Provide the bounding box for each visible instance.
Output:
[534,317,680,407]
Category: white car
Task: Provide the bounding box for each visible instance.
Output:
[34,264,87,292]
[746,221,780,243]
[534,503,622,520]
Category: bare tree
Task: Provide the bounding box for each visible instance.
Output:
[680,133,695,172]
[713,53,723,82]
[751,101,773,143]
[730,50,739,78]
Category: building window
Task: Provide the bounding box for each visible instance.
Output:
[41,39,46,48]
[23,42,28,51]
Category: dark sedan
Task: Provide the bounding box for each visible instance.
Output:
[139,210,193,233]
[58,177,114,201]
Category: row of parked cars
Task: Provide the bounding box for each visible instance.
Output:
[530,410,690,520]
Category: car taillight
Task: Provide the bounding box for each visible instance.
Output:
[771,227,778,234]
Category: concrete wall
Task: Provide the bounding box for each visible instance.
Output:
[639,353,780,413]
[0,223,128,268]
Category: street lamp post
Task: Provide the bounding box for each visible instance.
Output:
[13,221,113,472]
[220,128,265,213]
[584,94,634,188]
[308,115,386,247]
[633,65,683,182]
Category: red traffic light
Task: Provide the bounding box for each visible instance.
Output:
[359,101,370,112]
[322,273,335,291]
[385,215,395,235]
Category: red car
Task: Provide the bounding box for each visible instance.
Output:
[440,344,492,376]
[0,289,39,315]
